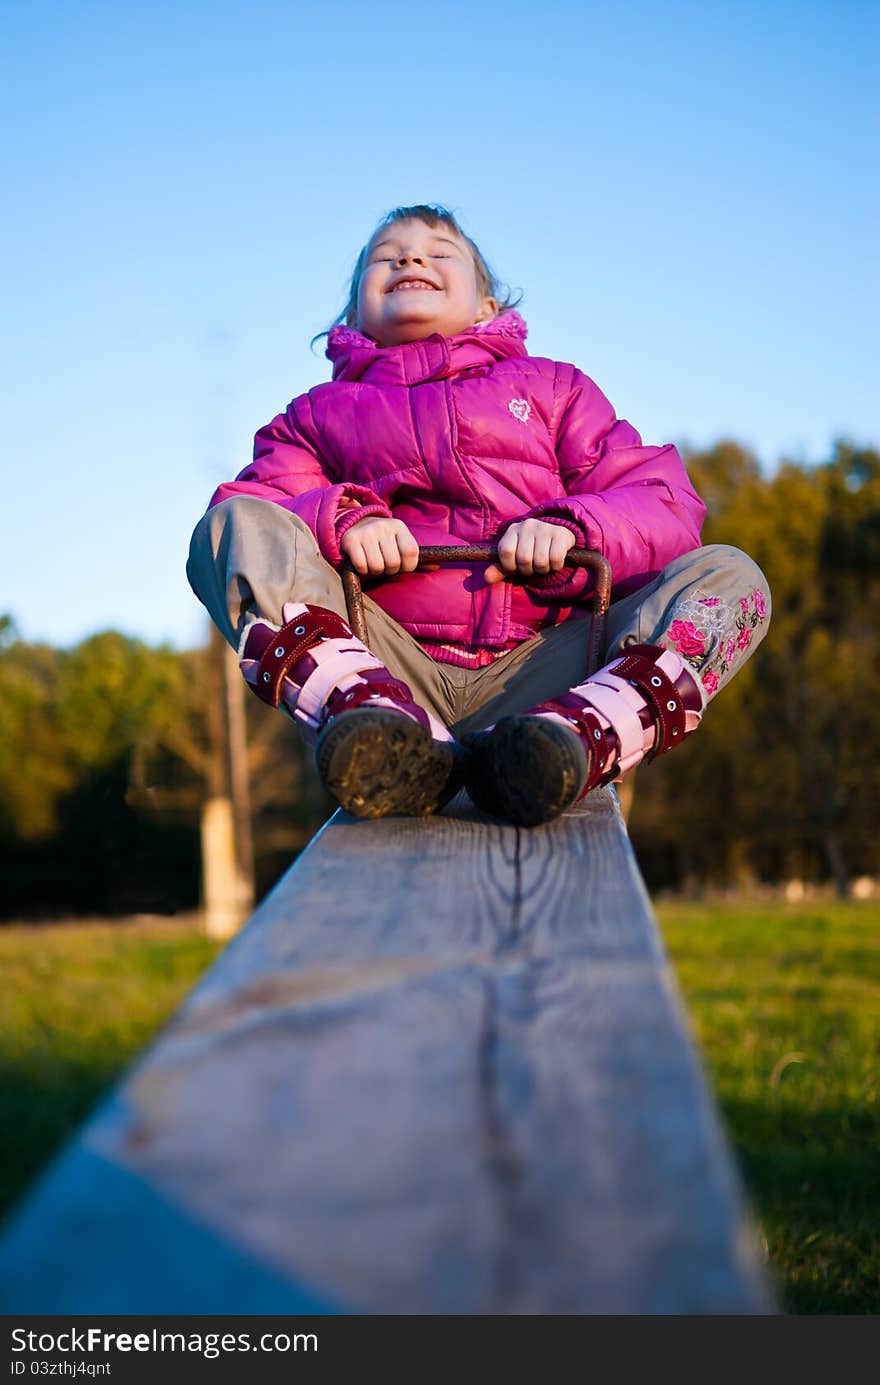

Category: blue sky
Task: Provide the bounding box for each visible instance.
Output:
[2,0,877,650]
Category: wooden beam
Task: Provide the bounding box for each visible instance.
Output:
[0,788,771,1314]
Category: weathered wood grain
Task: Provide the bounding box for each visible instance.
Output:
[0,788,772,1314]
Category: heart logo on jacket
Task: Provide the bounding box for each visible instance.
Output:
[508,397,532,423]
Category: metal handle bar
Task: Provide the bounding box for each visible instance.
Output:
[342,544,612,678]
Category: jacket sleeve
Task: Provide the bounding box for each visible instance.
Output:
[208,391,392,566]
[505,364,706,601]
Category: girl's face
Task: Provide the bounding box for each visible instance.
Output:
[356,218,498,346]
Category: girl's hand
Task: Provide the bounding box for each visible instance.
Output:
[340,516,421,576]
[484,519,576,584]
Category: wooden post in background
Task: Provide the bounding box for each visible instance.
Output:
[224,640,255,895]
[201,626,254,938]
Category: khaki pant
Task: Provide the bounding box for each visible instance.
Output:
[187,497,771,737]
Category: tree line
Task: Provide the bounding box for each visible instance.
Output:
[1,441,876,918]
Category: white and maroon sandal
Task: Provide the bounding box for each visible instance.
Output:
[464,643,704,827]
[240,601,463,819]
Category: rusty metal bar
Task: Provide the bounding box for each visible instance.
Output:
[342,544,612,678]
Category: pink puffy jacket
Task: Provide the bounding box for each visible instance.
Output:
[209,310,705,647]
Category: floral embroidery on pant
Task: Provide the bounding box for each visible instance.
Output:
[657,588,767,698]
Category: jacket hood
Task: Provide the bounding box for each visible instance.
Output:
[325,309,529,386]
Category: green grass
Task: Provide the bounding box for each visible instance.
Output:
[657,899,880,1314]
[1,903,877,1313]
[0,917,223,1222]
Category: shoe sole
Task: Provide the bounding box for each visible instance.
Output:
[464,717,588,827]
[316,709,460,819]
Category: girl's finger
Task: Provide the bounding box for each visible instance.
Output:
[549,530,575,569]
[514,531,536,575]
[531,531,553,573]
[496,531,520,572]
[379,533,402,574]
[483,562,505,584]
[363,537,386,575]
[396,532,419,573]
[348,540,368,575]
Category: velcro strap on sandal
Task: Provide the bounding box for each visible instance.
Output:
[536,696,619,792]
[246,606,351,708]
[606,645,687,758]
[241,603,450,742]
[294,639,386,726]
[325,673,431,732]
[244,604,367,709]
[570,675,648,769]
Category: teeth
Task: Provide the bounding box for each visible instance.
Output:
[392,281,437,291]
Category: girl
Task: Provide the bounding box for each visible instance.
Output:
[187,204,771,826]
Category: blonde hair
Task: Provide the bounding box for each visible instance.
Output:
[311,204,522,350]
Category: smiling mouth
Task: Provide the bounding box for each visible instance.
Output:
[388,279,441,293]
